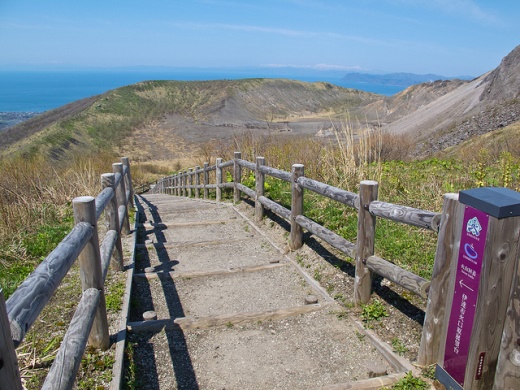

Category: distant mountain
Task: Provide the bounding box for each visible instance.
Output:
[341,72,473,87]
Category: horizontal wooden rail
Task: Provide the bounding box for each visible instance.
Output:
[237,158,256,170]
[258,195,291,220]
[294,215,357,258]
[236,183,255,198]
[365,255,430,298]
[369,201,441,232]
[100,230,119,282]
[42,288,101,390]
[95,187,114,220]
[258,165,292,182]
[218,160,234,169]
[297,176,359,210]
[6,222,93,347]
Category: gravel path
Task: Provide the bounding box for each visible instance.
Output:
[124,194,412,389]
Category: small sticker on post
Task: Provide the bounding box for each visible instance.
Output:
[476,352,486,380]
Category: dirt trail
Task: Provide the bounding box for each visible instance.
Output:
[124,193,414,389]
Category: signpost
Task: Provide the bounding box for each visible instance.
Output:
[436,187,520,389]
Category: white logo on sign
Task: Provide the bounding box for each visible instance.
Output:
[467,217,482,237]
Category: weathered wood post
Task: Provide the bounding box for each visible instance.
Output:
[113,163,130,235]
[493,242,520,389]
[355,180,378,305]
[290,164,304,250]
[101,173,124,271]
[203,162,209,199]
[434,187,520,390]
[418,193,465,366]
[195,166,201,198]
[174,173,179,196]
[234,152,242,204]
[73,196,110,350]
[179,171,184,197]
[0,289,23,390]
[121,157,134,208]
[255,156,265,222]
[187,168,193,198]
[182,170,190,198]
[216,158,223,202]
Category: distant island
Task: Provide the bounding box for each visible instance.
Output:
[341,72,474,87]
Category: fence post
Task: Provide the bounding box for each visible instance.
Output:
[418,193,464,366]
[101,173,124,271]
[255,156,266,222]
[72,196,110,350]
[290,164,304,250]
[355,180,378,305]
[216,158,223,202]
[182,170,187,197]
[203,162,209,199]
[188,168,193,198]
[433,187,520,389]
[234,152,242,204]
[493,249,520,389]
[0,289,23,390]
[113,163,130,235]
[121,157,134,208]
[195,166,200,198]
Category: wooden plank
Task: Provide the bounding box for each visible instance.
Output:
[365,255,430,299]
[136,236,254,249]
[418,193,463,366]
[297,176,359,210]
[134,262,287,280]
[369,200,440,232]
[290,164,304,250]
[355,180,378,305]
[127,303,334,332]
[0,289,22,390]
[6,222,93,347]
[42,288,100,390]
[352,319,416,374]
[294,214,356,259]
[140,219,238,229]
[258,195,291,220]
[321,372,407,390]
[258,165,291,182]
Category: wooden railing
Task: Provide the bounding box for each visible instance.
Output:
[149,152,451,367]
[0,157,134,390]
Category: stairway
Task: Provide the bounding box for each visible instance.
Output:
[124,193,396,389]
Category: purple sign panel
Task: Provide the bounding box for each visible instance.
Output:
[443,206,489,386]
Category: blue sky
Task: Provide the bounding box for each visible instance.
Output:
[0,0,519,76]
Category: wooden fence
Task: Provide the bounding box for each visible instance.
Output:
[0,157,134,390]
[150,152,520,386]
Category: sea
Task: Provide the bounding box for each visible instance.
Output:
[0,70,405,113]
